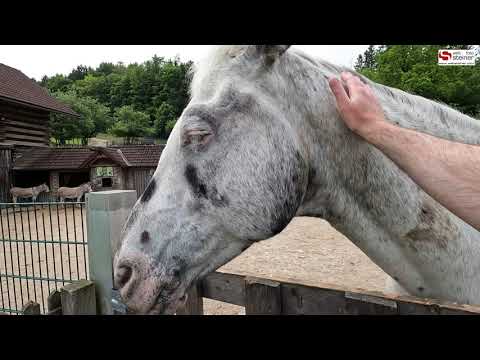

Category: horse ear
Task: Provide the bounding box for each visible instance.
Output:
[255,45,291,63]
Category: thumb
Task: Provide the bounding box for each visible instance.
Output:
[329,77,350,111]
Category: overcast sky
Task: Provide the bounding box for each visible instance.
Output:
[0,45,369,81]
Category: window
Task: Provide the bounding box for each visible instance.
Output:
[95,167,113,177]
[102,178,113,187]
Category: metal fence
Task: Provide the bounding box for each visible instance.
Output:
[0,202,88,314]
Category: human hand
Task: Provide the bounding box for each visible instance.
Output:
[329,72,388,140]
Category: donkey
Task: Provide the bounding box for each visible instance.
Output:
[57,182,93,203]
[10,183,50,204]
[113,45,480,315]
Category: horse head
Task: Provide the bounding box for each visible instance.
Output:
[113,46,314,314]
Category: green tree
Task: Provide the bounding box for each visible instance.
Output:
[153,102,177,138]
[109,105,153,143]
[41,74,72,93]
[68,65,93,81]
[49,91,112,144]
[40,55,193,141]
[354,45,378,71]
[355,45,480,117]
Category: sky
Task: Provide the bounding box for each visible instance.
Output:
[0,45,369,81]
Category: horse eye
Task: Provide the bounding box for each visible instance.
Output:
[183,129,213,147]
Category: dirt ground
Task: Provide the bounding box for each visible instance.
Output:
[203,217,389,315]
[1,205,389,315]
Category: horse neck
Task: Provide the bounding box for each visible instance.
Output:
[285,61,480,303]
[374,84,480,145]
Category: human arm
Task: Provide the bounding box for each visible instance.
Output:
[329,72,480,231]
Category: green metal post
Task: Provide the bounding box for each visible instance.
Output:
[86,190,137,315]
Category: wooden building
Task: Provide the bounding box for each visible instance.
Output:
[0,63,77,147]
[13,145,164,200]
[0,63,77,202]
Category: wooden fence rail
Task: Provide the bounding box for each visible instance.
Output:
[7,280,97,315]
[11,273,480,315]
[176,271,480,315]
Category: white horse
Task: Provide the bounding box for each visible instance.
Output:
[10,183,50,204]
[113,45,480,314]
[57,183,93,203]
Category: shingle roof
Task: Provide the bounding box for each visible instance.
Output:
[13,147,93,170]
[110,145,164,167]
[13,145,164,170]
[0,63,77,116]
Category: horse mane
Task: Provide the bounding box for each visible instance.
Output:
[192,45,480,145]
[289,48,480,145]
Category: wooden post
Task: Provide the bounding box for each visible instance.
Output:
[60,280,96,315]
[86,190,137,315]
[176,283,204,315]
[47,290,62,315]
[22,301,41,315]
[245,276,282,315]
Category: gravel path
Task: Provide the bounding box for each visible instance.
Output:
[203,217,389,315]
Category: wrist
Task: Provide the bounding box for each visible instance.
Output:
[358,117,396,145]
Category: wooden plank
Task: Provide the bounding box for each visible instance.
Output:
[47,290,62,315]
[176,283,204,315]
[61,280,97,315]
[5,132,48,142]
[281,283,348,315]
[22,301,41,315]
[0,101,51,118]
[201,272,246,306]
[394,296,480,315]
[0,147,13,202]
[2,139,48,147]
[4,126,46,136]
[344,291,398,315]
[4,119,48,131]
[2,113,49,126]
[245,276,282,315]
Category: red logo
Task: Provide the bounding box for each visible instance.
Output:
[439,50,452,61]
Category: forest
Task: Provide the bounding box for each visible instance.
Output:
[41,55,192,144]
[40,45,479,145]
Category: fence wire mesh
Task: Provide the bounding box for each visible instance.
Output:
[0,202,88,314]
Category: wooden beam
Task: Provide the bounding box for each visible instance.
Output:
[0,100,50,117]
[0,96,74,117]
[245,277,282,315]
[3,119,48,131]
[201,272,246,306]
[2,113,49,126]
[6,132,48,142]
[199,272,480,315]
[176,283,204,315]
[2,139,48,147]
[4,126,47,136]
[60,280,97,315]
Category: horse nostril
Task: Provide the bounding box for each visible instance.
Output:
[115,265,133,290]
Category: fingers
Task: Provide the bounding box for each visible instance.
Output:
[341,71,365,96]
[328,77,350,111]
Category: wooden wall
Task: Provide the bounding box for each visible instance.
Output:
[0,146,13,202]
[125,167,155,199]
[0,100,50,147]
